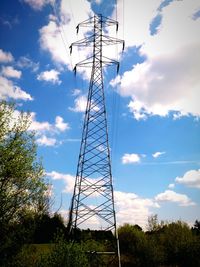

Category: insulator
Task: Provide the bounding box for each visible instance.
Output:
[76,25,79,34]
[117,63,120,74]
[73,66,76,76]
[69,45,72,55]
[122,41,125,51]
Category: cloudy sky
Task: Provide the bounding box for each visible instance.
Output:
[0,0,200,229]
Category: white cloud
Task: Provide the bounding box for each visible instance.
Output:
[46,171,75,193]
[111,0,200,119]
[95,0,102,4]
[48,14,57,22]
[29,112,52,132]
[36,135,57,146]
[155,190,195,207]
[119,44,200,119]
[27,113,70,146]
[22,0,53,10]
[110,75,121,88]
[122,153,140,164]
[55,116,70,132]
[37,69,61,84]
[39,20,71,67]
[114,190,159,228]
[39,0,93,70]
[111,0,161,48]
[175,169,200,189]
[168,183,175,189]
[1,66,22,79]
[127,100,148,120]
[114,0,200,55]
[17,56,39,72]
[29,112,70,134]
[152,151,165,158]
[69,95,87,113]
[0,76,33,101]
[140,1,200,58]
[0,49,13,63]
[72,89,81,96]
[9,110,69,147]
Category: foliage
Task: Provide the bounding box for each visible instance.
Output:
[83,238,113,267]
[68,229,117,266]
[13,244,54,267]
[33,213,67,243]
[192,219,200,235]
[3,217,200,267]
[146,214,165,232]
[159,221,200,267]
[118,219,200,267]
[37,237,89,267]
[14,238,116,267]
[118,223,154,267]
[0,101,48,266]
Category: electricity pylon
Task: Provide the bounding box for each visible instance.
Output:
[68,14,124,266]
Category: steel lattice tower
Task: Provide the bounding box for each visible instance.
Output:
[68,14,124,266]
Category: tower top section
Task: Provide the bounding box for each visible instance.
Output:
[69,14,125,73]
[75,14,119,31]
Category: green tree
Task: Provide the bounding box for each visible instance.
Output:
[33,213,67,243]
[118,224,153,267]
[0,101,48,265]
[146,214,165,232]
[160,221,200,267]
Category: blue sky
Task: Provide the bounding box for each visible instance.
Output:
[0,0,200,229]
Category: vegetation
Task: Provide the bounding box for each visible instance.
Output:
[0,101,199,267]
[0,101,48,266]
[3,216,200,267]
[38,238,89,267]
[118,218,200,267]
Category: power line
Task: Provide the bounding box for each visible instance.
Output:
[50,0,73,70]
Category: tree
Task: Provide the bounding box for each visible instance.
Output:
[0,101,48,265]
[118,224,152,267]
[192,219,200,235]
[147,214,160,232]
[160,221,200,267]
[33,213,67,243]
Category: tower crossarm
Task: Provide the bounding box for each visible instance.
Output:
[70,35,124,49]
[75,14,119,31]
[73,56,120,74]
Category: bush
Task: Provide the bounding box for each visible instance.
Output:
[37,238,89,267]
